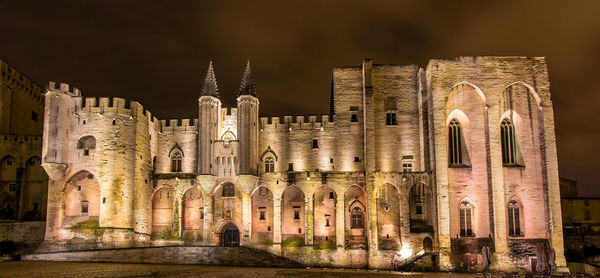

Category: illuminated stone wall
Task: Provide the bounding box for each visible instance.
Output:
[39,57,565,272]
[0,59,48,221]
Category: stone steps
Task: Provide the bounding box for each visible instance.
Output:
[22,246,303,268]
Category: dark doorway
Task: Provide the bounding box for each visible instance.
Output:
[423,236,433,252]
[222,223,240,246]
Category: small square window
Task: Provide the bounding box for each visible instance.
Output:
[31,111,38,122]
[259,210,266,220]
[83,149,90,156]
[351,114,358,122]
[9,184,17,191]
[354,156,360,163]
[288,163,294,171]
[403,163,413,172]
[329,192,334,199]
[312,139,319,149]
[385,112,397,125]
[416,205,423,215]
[82,120,86,125]
[329,158,334,164]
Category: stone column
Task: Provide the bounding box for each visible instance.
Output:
[486,105,510,267]
[305,196,313,245]
[41,162,68,242]
[336,196,345,248]
[203,195,214,245]
[273,196,282,244]
[242,192,251,245]
[541,105,568,271]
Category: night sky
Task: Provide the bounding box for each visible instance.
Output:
[1,0,598,196]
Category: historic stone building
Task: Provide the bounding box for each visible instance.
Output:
[0,58,48,221]
[40,57,566,272]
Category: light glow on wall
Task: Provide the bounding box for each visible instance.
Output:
[399,243,412,259]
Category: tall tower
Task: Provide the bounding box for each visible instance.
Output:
[236,61,259,175]
[198,62,221,175]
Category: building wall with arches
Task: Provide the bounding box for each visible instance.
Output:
[38,57,565,272]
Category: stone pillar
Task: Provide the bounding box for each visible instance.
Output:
[486,105,510,268]
[242,192,251,245]
[336,196,345,248]
[203,195,214,245]
[41,162,68,242]
[541,105,568,271]
[305,196,313,245]
[273,196,282,244]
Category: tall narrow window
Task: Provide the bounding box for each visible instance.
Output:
[171,151,182,172]
[312,139,319,149]
[459,201,473,237]
[501,119,517,165]
[508,200,522,236]
[264,157,275,173]
[351,206,364,229]
[222,183,235,197]
[81,201,89,214]
[448,119,463,165]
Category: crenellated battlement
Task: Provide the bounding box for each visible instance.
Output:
[260,114,333,130]
[47,81,81,97]
[159,118,198,132]
[0,134,42,144]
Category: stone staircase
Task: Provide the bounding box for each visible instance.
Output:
[395,249,437,271]
[22,246,303,268]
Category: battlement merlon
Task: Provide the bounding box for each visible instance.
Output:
[260,114,333,130]
[159,118,198,132]
[46,81,81,97]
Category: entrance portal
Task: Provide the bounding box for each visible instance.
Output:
[423,236,433,252]
[221,223,240,246]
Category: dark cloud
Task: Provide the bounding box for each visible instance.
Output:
[1,0,598,196]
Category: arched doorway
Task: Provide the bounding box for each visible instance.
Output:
[423,236,433,252]
[221,222,240,246]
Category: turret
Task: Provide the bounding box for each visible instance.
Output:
[236,61,259,175]
[42,82,80,165]
[198,62,221,175]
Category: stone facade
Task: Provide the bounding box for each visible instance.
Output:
[40,57,566,272]
[0,59,48,221]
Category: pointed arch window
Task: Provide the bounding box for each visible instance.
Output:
[459,201,474,237]
[264,157,275,173]
[501,119,517,165]
[508,199,523,236]
[448,119,464,165]
[171,151,182,172]
[351,206,364,229]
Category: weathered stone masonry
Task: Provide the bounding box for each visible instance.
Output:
[40,57,566,272]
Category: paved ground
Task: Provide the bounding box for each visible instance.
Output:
[0,261,483,278]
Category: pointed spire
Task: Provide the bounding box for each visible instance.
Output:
[201,61,219,97]
[238,60,257,97]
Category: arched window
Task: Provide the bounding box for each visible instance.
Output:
[508,199,522,236]
[171,150,182,172]
[501,119,517,165]
[222,183,235,197]
[351,206,364,229]
[459,201,473,237]
[77,136,96,156]
[264,157,274,173]
[448,119,463,165]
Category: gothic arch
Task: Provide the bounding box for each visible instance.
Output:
[504,81,542,108]
[169,143,184,157]
[446,81,487,106]
[260,146,278,161]
[251,186,274,244]
[62,170,100,226]
[313,185,337,246]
